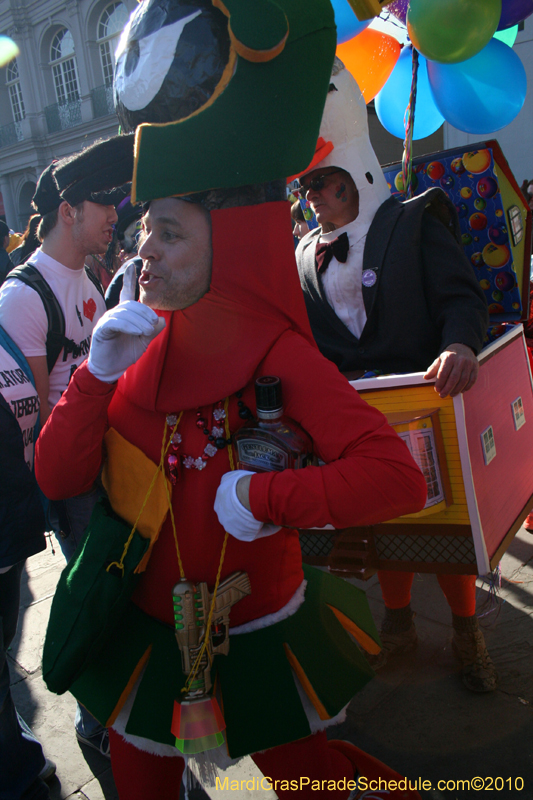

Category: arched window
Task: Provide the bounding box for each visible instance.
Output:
[97,2,128,86]
[50,27,80,104]
[6,59,25,123]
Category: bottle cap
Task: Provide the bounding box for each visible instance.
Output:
[255,376,282,414]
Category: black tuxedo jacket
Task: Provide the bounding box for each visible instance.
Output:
[297,188,489,374]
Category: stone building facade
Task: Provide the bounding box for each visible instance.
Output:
[0,0,136,230]
[0,1,529,230]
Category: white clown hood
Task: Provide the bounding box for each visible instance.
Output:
[308,58,391,230]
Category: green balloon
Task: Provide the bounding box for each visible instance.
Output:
[494,25,518,47]
[407,0,502,64]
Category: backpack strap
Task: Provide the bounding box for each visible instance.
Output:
[8,263,71,374]
[84,265,105,299]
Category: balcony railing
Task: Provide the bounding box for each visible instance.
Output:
[91,84,115,119]
[0,120,23,149]
[45,98,82,134]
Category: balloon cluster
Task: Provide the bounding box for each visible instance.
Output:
[331,0,529,139]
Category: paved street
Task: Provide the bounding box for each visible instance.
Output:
[9,525,533,800]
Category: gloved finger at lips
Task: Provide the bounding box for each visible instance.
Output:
[119,261,137,304]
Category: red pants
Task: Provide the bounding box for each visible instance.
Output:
[378,571,476,617]
[109,728,421,800]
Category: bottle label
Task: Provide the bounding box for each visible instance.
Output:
[236,438,288,472]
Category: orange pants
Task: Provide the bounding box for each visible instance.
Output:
[378,571,476,617]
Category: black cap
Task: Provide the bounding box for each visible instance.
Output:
[53,134,135,207]
[255,376,282,413]
[32,162,61,216]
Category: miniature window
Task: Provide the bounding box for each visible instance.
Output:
[512,396,525,431]
[385,409,452,514]
[507,205,523,247]
[481,425,496,465]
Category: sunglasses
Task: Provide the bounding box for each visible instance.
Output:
[297,170,343,195]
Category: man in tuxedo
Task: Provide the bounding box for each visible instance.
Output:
[296,59,494,693]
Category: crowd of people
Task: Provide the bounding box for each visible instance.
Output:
[0,9,531,800]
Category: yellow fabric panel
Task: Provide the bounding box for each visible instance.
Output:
[360,386,470,525]
[326,605,381,655]
[283,643,331,721]
[105,645,152,728]
[102,427,171,542]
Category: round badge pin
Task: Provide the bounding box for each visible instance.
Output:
[362,269,377,287]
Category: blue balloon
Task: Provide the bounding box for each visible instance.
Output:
[375,47,444,140]
[427,38,527,134]
[331,0,371,44]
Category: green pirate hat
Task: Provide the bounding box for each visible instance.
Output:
[114,0,336,202]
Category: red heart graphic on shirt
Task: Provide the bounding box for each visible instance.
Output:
[83,298,97,322]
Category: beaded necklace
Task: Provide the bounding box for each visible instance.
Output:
[166,392,252,482]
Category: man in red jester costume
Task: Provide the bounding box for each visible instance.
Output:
[36,1,428,798]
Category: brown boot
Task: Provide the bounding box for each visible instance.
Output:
[452,613,498,693]
[366,605,417,670]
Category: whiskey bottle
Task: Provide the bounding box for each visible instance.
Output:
[234,376,314,473]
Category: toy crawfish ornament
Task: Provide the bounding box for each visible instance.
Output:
[171,571,251,754]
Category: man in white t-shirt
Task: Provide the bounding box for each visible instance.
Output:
[0,135,134,757]
[0,163,111,422]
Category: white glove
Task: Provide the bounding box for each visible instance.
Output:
[214,470,282,542]
[87,262,166,383]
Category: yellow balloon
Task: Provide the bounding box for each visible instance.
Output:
[0,37,19,68]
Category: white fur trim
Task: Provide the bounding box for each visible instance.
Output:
[111,579,342,757]
[293,671,349,733]
[230,580,306,634]
[111,668,183,757]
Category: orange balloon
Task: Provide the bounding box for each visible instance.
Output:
[336,28,401,104]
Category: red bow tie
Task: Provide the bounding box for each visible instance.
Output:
[315,232,349,274]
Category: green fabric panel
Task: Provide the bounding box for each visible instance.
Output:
[278,567,375,717]
[134,27,336,200]
[303,565,381,645]
[217,624,311,759]
[222,0,335,49]
[65,569,379,757]
[222,0,288,51]
[276,0,335,42]
[70,603,153,726]
[126,619,186,747]
[43,498,149,695]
